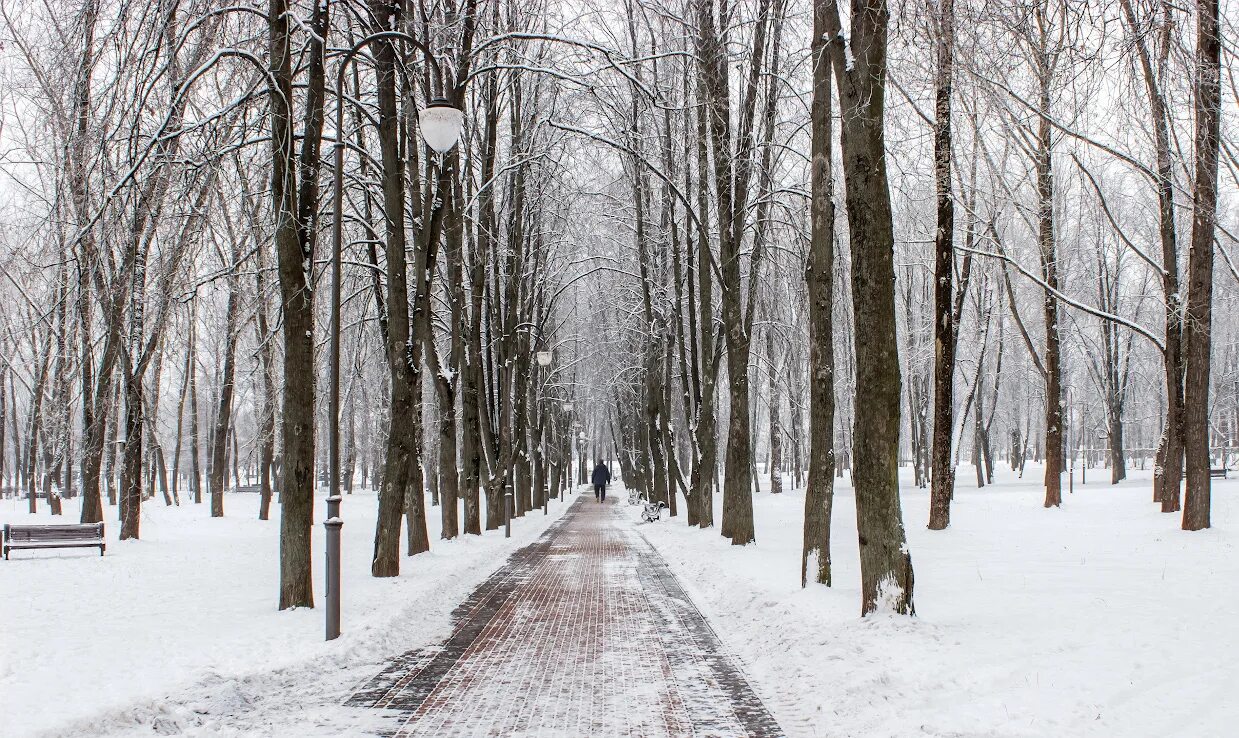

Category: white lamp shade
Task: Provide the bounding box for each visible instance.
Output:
[419,99,464,153]
[563,403,574,411]
[537,351,552,367]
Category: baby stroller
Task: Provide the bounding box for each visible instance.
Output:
[627,489,641,506]
[640,496,668,523]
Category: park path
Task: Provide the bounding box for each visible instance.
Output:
[346,493,783,737]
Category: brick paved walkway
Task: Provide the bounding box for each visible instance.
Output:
[346,494,783,737]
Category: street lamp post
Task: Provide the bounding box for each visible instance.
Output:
[562,403,573,497]
[578,429,588,487]
[324,500,342,640]
[1095,427,1109,485]
[326,32,463,642]
[536,351,553,513]
[505,482,514,538]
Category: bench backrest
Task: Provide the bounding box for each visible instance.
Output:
[4,523,104,543]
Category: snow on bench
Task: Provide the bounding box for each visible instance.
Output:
[640,498,668,523]
[2,523,106,560]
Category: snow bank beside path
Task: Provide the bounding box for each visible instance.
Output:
[637,466,1239,738]
[1,488,573,737]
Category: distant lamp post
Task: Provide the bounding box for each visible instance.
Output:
[534,349,553,513]
[325,32,464,643]
[578,431,588,486]
[560,403,574,497]
[1090,427,1108,486]
[505,482,514,538]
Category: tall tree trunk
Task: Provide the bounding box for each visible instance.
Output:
[11,377,22,494]
[1119,0,1185,511]
[1182,0,1220,531]
[69,0,102,524]
[1037,73,1064,509]
[694,0,766,546]
[118,362,144,539]
[188,312,203,505]
[468,67,500,532]
[787,355,805,490]
[26,333,52,515]
[689,94,717,530]
[421,154,464,541]
[269,0,326,609]
[803,0,836,588]
[46,266,72,514]
[0,366,7,497]
[825,0,914,615]
[171,328,189,506]
[255,245,277,521]
[209,266,240,518]
[927,0,958,530]
[766,328,783,495]
[462,76,498,535]
[371,0,416,576]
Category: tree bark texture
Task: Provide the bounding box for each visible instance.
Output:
[825,0,914,615]
[1182,0,1220,532]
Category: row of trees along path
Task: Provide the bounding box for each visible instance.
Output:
[0,0,1228,619]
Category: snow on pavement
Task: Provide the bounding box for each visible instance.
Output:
[345,495,780,736]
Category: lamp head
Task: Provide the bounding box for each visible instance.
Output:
[419,98,464,153]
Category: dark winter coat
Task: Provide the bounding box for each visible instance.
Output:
[591,463,611,486]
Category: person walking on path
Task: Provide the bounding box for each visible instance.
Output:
[591,461,611,503]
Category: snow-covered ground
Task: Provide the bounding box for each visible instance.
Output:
[4,467,1235,737]
[1,488,572,737]
[639,465,1239,738]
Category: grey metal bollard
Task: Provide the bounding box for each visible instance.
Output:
[504,484,514,538]
[325,498,343,641]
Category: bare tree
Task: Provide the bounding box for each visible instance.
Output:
[269,0,327,608]
[802,0,837,588]
[1181,0,1222,532]
[823,0,915,615]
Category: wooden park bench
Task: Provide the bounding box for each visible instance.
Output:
[1209,468,1228,480]
[3,522,105,560]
